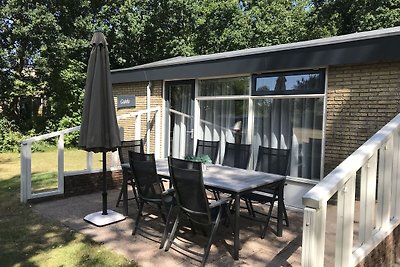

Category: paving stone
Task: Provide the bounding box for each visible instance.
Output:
[33,189,305,267]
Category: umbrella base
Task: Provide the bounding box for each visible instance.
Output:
[84,209,125,227]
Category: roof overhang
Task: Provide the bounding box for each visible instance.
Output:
[111,27,400,84]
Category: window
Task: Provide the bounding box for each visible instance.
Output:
[252,69,325,180]
[199,77,249,96]
[252,97,324,180]
[252,70,325,96]
[172,69,325,180]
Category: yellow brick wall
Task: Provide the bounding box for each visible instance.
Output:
[325,62,400,175]
[112,81,163,153]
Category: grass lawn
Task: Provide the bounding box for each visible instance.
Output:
[0,150,137,267]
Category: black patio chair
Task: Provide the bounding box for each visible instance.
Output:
[195,139,220,164]
[195,139,220,199]
[115,139,144,208]
[222,142,251,169]
[244,146,290,239]
[129,151,174,248]
[165,157,230,267]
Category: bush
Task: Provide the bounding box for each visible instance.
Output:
[0,117,23,152]
[58,114,81,147]
[0,117,55,153]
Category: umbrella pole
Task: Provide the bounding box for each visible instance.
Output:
[83,150,125,226]
[102,151,108,215]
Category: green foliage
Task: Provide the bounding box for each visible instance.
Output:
[0,117,23,152]
[185,154,212,164]
[1,0,399,152]
[0,117,54,152]
[307,0,400,38]
[58,114,82,147]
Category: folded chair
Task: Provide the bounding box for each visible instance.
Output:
[129,151,174,248]
[165,157,230,267]
[244,146,290,239]
[115,139,144,208]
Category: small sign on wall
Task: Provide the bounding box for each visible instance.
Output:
[117,95,136,109]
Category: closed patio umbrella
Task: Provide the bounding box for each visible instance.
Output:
[79,30,124,226]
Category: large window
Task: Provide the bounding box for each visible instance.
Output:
[198,77,249,162]
[252,70,325,180]
[177,70,325,180]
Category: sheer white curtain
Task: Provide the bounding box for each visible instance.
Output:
[253,97,323,179]
[199,100,248,163]
[197,78,249,163]
[168,83,194,158]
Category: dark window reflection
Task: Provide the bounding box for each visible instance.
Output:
[253,70,325,95]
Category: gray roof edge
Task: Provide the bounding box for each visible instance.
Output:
[111,26,400,74]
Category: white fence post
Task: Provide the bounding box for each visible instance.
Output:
[57,134,65,194]
[135,114,141,140]
[302,204,327,267]
[20,142,32,203]
[86,152,93,171]
[392,129,400,219]
[377,139,394,229]
[155,108,161,158]
[359,153,378,245]
[335,174,356,267]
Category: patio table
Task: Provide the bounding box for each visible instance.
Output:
[155,159,285,260]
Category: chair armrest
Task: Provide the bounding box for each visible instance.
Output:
[209,197,230,208]
[121,165,131,170]
[121,163,130,169]
[162,188,175,196]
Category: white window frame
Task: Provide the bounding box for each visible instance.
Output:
[163,68,328,180]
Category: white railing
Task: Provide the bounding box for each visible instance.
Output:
[302,113,400,266]
[20,107,161,203]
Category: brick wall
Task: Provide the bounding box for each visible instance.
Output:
[356,224,400,267]
[112,81,163,153]
[324,62,400,175]
[64,170,123,197]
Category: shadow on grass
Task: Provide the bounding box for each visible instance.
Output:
[0,175,136,267]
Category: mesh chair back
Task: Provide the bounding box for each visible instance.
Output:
[129,151,163,200]
[168,157,211,224]
[222,142,251,169]
[255,146,290,175]
[195,140,219,164]
[119,140,144,164]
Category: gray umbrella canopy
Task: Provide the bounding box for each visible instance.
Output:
[79,31,122,220]
[79,31,121,152]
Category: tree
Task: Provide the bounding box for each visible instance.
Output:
[307,0,400,38]
[193,0,251,54]
[245,0,310,47]
[0,0,94,134]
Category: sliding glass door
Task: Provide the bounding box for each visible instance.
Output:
[165,80,195,158]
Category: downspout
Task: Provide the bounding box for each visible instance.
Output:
[146,81,152,153]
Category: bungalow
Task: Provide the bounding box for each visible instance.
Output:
[110,26,400,209]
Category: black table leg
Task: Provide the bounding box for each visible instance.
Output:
[122,169,128,216]
[234,193,240,260]
[277,182,284,237]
